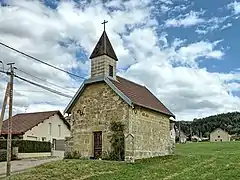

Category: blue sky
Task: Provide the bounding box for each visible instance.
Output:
[0,0,240,120]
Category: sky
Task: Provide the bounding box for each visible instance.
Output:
[0,0,240,121]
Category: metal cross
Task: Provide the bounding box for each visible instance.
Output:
[101,20,108,31]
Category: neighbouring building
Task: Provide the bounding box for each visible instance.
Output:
[1,111,70,145]
[191,135,201,142]
[210,128,230,142]
[64,27,175,161]
[169,119,176,151]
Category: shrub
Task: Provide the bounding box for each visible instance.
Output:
[0,140,51,153]
[109,121,125,161]
[64,150,81,159]
[0,149,17,162]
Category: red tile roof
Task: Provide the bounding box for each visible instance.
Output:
[109,76,175,117]
[1,110,67,135]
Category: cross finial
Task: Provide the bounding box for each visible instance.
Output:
[101,20,108,31]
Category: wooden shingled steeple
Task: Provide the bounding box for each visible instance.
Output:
[89,28,118,61]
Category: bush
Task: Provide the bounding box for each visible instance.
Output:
[109,121,125,161]
[0,149,17,162]
[0,140,51,153]
[64,150,81,159]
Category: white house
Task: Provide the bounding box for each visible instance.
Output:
[1,110,70,145]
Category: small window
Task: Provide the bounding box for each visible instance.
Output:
[220,139,222,142]
[58,125,61,137]
[109,65,113,77]
[218,136,220,138]
[49,123,52,135]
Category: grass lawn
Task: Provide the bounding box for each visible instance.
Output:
[6,141,240,180]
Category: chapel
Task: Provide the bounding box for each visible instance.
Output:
[64,22,175,161]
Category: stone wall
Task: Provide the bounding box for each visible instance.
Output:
[91,55,116,79]
[70,82,129,158]
[129,106,171,159]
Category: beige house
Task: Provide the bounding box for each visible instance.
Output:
[210,128,230,142]
[64,28,175,161]
[1,111,70,144]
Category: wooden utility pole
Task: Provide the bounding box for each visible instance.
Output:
[0,83,10,134]
[190,125,192,141]
[6,63,14,177]
[178,121,181,142]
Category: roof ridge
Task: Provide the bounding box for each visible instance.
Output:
[16,110,59,116]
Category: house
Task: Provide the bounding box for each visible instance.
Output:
[191,135,201,142]
[1,111,70,144]
[210,128,230,142]
[169,118,176,150]
[179,131,187,143]
[64,27,175,161]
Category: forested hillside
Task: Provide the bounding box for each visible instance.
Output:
[179,112,240,138]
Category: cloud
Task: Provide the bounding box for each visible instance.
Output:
[0,0,239,121]
[175,41,224,67]
[165,11,205,27]
[195,16,231,34]
[228,1,240,15]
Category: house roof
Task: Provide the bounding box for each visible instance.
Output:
[89,31,118,61]
[109,76,174,117]
[64,76,175,118]
[1,110,69,135]
[211,128,229,134]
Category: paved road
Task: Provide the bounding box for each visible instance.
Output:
[0,157,62,177]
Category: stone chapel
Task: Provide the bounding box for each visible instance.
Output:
[64,24,175,161]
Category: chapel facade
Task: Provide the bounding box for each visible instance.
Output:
[64,25,175,161]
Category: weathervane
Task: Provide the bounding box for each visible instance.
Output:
[101,20,108,31]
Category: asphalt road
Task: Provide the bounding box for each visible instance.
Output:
[0,157,62,178]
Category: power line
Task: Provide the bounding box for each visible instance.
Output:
[14,68,76,93]
[14,74,73,99]
[0,42,85,79]
[1,65,74,99]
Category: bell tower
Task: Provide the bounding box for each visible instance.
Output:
[89,20,118,80]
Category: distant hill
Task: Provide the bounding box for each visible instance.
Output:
[178,112,240,138]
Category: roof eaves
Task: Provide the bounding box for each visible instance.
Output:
[144,86,175,117]
[133,102,175,118]
[64,82,85,114]
[104,77,133,108]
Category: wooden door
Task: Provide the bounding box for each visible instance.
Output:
[93,131,102,158]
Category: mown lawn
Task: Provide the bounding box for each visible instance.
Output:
[6,142,240,180]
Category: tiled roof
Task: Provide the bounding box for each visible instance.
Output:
[109,76,175,117]
[89,31,118,61]
[1,110,67,135]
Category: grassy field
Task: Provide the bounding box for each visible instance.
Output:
[6,142,240,180]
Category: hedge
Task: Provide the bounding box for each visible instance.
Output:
[0,140,51,153]
[0,149,17,162]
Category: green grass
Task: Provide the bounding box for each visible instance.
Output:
[6,141,240,180]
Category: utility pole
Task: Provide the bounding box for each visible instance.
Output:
[178,121,181,143]
[190,125,192,141]
[6,62,14,177]
[0,83,10,134]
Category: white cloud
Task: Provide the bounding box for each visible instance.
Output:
[228,1,240,15]
[174,41,224,67]
[0,0,239,121]
[221,23,232,30]
[195,16,231,34]
[165,11,205,27]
